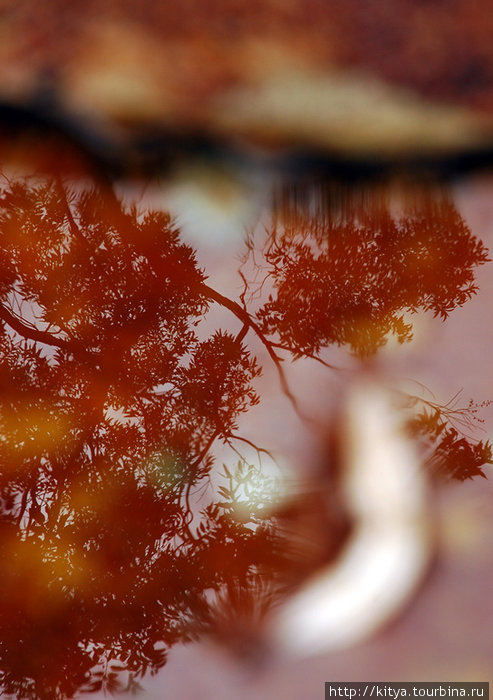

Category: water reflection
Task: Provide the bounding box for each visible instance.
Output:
[253,180,493,480]
[0,171,491,697]
[0,176,285,698]
[255,181,490,356]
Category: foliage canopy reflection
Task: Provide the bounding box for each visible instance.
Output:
[0,174,491,698]
[254,183,490,356]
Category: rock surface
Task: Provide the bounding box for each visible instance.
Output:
[2,1,493,158]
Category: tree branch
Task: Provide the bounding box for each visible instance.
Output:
[0,303,74,351]
[200,283,300,413]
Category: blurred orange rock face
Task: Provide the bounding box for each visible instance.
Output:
[2,1,493,156]
[0,135,491,697]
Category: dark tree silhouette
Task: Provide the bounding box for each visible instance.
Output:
[406,392,493,481]
[252,182,490,356]
[0,173,491,699]
[245,181,493,480]
[0,176,286,699]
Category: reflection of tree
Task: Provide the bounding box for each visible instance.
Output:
[253,182,490,356]
[242,180,493,479]
[0,177,285,699]
[0,175,491,698]
[407,391,493,481]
